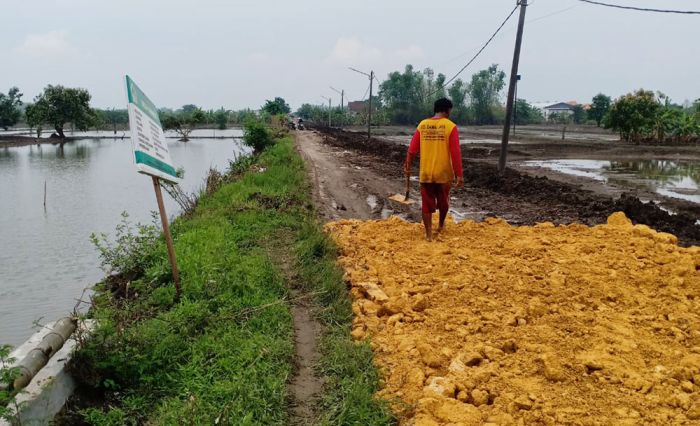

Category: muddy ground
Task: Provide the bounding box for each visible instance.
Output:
[298,127,699,247]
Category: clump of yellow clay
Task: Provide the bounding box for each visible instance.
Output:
[326,213,700,425]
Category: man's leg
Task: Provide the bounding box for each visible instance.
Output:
[436,183,451,232]
[420,184,436,241]
[422,212,433,241]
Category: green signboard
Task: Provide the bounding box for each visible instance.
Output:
[125,75,179,183]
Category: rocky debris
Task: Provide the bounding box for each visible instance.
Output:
[327,212,700,424]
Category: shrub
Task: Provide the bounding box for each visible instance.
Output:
[243,119,274,153]
[90,212,161,277]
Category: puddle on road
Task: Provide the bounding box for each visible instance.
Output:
[524,159,700,204]
[366,195,378,210]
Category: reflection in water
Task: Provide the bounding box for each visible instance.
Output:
[0,136,247,345]
[606,160,699,187]
[524,159,700,204]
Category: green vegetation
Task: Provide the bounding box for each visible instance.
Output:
[242,118,274,153]
[262,97,291,116]
[514,98,544,125]
[94,109,129,134]
[25,85,95,140]
[0,87,23,130]
[603,89,700,144]
[296,64,543,127]
[297,228,395,425]
[211,107,230,130]
[65,132,392,425]
[588,93,612,127]
[160,105,207,141]
[466,65,506,125]
[0,344,20,423]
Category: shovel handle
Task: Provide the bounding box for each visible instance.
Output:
[404,175,411,200]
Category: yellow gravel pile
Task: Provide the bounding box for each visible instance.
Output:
[326,213,700,425]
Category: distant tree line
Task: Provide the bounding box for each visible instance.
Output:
[295,63,700,145]
[603,90,700,144]
[0,85,281,143]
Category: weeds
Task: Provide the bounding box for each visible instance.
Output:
[243,118,274,153]
[0,345,21,425]
[90,211,161,278]
[296,226,396,425]
[63,135,392,425]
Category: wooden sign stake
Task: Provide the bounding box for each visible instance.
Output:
[151,176,182,301]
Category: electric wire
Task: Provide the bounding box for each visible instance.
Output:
[574,0,700,15]
[427,3,520,98]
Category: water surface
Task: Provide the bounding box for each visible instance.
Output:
[0,134,247,345]
[524,159,700,204]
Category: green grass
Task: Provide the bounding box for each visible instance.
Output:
[67,136,394,425]
[296,226,395,425]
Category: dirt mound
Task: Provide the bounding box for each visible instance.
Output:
[314,127,700,246]
[327,214,700,425]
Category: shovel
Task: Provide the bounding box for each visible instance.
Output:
[389,175,416,205]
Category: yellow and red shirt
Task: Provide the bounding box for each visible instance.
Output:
[408,117,463,183]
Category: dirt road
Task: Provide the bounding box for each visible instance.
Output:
[296,130,419,222]
[298,127,700,246]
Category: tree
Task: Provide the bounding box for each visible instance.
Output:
[262,97,290,115]
[588,93,611,127]
[25,103,45,137]
[448,79,468,124]
[213,107,230,130]
[603,89,660,143]
[0,87,23,130]
[514,99,544,125]
[96,108,129,134]
[160,106,206,141]
[379,65,429,124]
[31,85,94,140]
[467,65,506,125]
[572,104,586,124]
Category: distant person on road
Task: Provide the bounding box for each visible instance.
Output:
[404,98,463,241]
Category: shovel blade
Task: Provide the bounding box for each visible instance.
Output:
[388,193,416,205]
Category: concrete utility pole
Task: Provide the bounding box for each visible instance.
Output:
[330,87,344,110]
[498,0,528,174]
[331,86,344,127]
[321,96,331,127]
[368,71,374,141]
[513,74,521,135]
[349,67,375,141]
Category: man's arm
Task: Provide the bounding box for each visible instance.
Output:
[449,126,464,187]
[405,129,420,177]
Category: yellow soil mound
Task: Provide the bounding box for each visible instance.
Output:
[325,213,700,425]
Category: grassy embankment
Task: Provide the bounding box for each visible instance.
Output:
[64,135,394,425]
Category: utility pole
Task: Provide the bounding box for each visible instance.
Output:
[498,0,528,174]
[349,67,375,141]
[513,74,521,134]
[330,87,344,110]
[331,86,344,127]
[321,95,331,127]
[368,71,374,141]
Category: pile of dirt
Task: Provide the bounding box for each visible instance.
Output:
[314,127,700,247]
[326,214,700,425]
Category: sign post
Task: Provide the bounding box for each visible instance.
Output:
[125,75,182,300]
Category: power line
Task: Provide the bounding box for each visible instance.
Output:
[360,82,371,101]
[574,0,700,14]
[528,5,577,23]
[428,4,520,97]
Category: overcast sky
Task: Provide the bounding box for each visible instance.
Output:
[2,0,699,111]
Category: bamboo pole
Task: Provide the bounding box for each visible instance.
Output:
[152,176,182,300]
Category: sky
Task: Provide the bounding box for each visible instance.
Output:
[2,0,699,111]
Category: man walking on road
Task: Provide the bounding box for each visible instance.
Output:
[404,98,464,241]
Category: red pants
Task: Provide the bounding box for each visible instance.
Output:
[420,183,451,214]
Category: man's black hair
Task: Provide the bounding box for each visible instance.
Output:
[434,98,453,114]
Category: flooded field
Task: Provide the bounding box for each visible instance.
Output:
[524,159,700,204]
[0,134,247,345]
